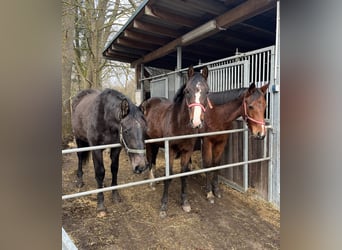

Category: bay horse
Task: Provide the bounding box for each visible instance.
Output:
[71,88,148,215]
[141,66,210,218]
[201,83,269,203]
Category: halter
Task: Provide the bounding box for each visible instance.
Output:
[188,102,206,112]
[243,100,265,125]
[119,126,146,154]
[187,97,213,112]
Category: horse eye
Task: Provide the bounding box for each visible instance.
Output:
[248,105,253,110]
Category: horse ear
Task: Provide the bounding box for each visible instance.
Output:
[201,66,208,80]
[188,65,195,78]
[139,100,147,115]
[260,83,270,94]
[248,83,256,92]
[245,83,256,97]
[121,99,129,119]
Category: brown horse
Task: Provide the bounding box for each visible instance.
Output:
[71,88,148,215]
[201,83,269,203]
[141,66,210,218]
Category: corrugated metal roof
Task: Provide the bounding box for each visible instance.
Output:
[103,0,276,70]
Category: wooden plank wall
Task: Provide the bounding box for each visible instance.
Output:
[219,120,269,200]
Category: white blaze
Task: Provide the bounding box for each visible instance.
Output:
[192,86,202,127]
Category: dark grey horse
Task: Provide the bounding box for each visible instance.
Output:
[71,88,148,215]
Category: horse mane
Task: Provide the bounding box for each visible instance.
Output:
[100,88,143,119]
[173,84,186,103]
[72,89,99,112]
[208,87,248,105]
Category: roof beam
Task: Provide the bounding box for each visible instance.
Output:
[117,37,157,51]
[123,30,169,46]
[111,44,147,56]
[133,20,181,38]
[132,0,276,67]
[144,5,198,28]
[176,0,227,16]
[103,51,138,63]
[216,0,275,29]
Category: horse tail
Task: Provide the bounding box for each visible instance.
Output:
[72,89,98,112]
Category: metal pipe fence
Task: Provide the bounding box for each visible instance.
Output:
[62,125,272,200]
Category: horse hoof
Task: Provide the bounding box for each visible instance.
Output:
[76,181,84,188]
[213,189,222,198]
[159,211,167,218]
[112,192,122,203]
[96,203,106,216]
[149,183,156,191]
[97,210,107,218]
[182,204,191,213]
[182,200,191,212]
[206,191,215,203]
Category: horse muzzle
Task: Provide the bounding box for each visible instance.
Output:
[130,154,148,174]
[252,130,266,140]
[255,134,265,140]
[190,119,203,129]
[133,165,147,174]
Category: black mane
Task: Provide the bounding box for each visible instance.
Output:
[99,88,144,120]
[72,89,99,112]
[208,87,248,105]
[173,84,186,103]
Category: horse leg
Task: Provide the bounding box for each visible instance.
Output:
[110,147,122,203]
[180,151,192,212]
[147,144,159,190]
[202,139,215,203]
[91,149,106,215]
[75,138,89,188]
[160,150,175,218]
[211,139,228,199]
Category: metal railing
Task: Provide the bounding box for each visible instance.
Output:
[62,125,272,200]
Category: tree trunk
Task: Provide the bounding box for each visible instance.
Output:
[62,0,75,148]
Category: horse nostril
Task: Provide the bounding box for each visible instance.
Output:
[256,133,265,140]
[134,166,141,174]
[134,165,146,174]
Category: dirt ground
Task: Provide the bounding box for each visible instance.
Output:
[62,149,280,250]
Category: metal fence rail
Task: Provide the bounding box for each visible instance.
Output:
[62,125,272,200]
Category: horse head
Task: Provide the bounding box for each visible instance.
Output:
[184,66,210,128]
[119,98,148,174]
[242,83,269,139]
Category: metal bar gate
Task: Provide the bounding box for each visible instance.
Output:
[62,126,272,200]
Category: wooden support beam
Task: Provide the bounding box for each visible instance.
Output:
[177,0,227,15]
[117,37,157,51]
[111,44,147,56]
[135,64,141,89]
[133,20,181,38]
[216,0,275,29]
[137,38,182,66]
[132,0,276,67]
[123,30,169,46]
[144,5,198,28]
[103,51,137,63]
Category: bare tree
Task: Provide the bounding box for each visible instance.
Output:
[62,0,143,146]
[73,0,142,89]
[62,0,76,147]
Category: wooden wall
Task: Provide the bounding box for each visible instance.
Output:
[219,120,269,200]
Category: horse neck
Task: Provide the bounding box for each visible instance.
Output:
[210,96,244,128]
[171,97,192,130]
